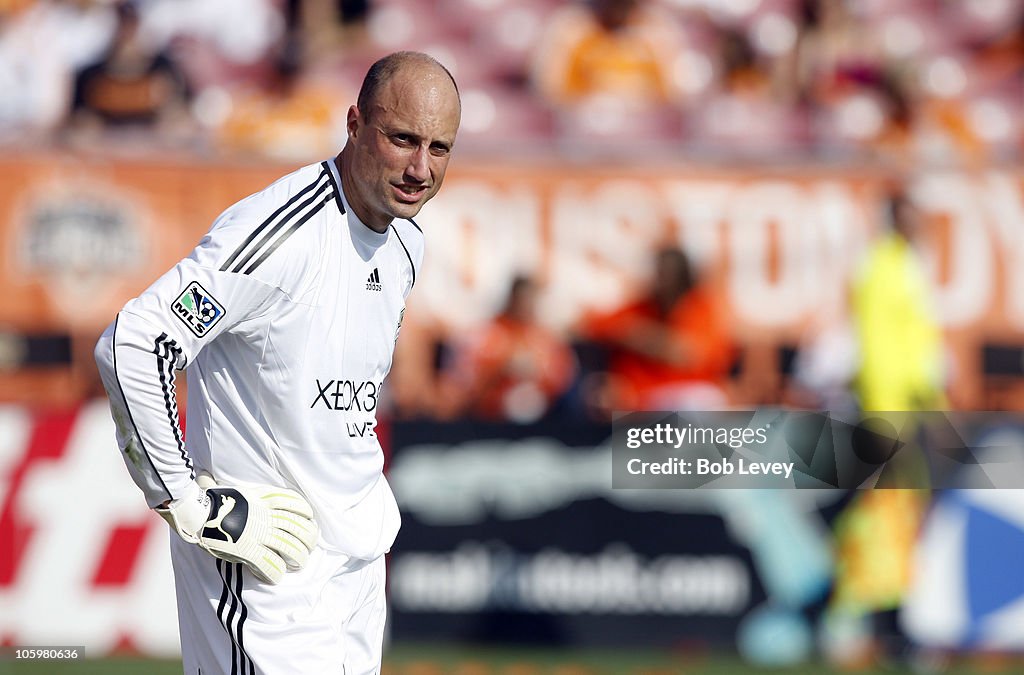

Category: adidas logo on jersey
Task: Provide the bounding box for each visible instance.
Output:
[366,268,382,292]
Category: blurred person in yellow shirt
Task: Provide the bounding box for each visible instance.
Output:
[824,185,944,667]
[852,187,946,412]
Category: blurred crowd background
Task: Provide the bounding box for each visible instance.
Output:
[0,0,1022,163]
[2,0,1024,672]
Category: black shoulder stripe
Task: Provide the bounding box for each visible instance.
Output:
[241,196,330,275]
[389,223,416,287]
[229,174,331,274]
[321,160,346,215]
[406,217,422,233]
[220,169,329,272]
[153,334,193,479]
[111,315,172,501]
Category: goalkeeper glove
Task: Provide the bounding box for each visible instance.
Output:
[156,473,319,584]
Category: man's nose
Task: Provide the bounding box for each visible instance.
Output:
[406,146,430,183]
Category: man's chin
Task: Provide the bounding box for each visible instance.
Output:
[387,200,425,221]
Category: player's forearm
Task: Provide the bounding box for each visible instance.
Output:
[94,313,197,507]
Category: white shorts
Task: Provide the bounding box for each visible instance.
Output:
[169,534,387,675]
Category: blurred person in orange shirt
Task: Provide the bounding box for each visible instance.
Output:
[531,0,683,107]
[455,275,576,423]
[216,34,348,161]
[584,246,735,411]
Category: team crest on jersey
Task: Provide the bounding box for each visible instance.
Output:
[172,281,225,337]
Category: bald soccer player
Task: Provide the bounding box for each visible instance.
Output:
[94,52,461,674]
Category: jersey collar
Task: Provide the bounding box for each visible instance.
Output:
[325,157,389,248]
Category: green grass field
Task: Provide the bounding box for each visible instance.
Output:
[0,644,1007,675]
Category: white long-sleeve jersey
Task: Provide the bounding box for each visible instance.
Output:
[94,159,421,561]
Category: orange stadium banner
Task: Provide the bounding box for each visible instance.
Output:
[1,152,1022,402]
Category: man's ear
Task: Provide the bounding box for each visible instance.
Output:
[347,105,360,139]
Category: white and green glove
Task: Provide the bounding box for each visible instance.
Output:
[156,472,318,584]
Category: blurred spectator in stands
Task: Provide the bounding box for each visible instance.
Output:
[531,0,685,145]
[214,33,347,160]
[793,0,882,102]
[911,13,1024,165]
[787,0,913,160]
[139,0,285,92]
[583,246,735,412]
[532,0,681,106]
[65,1,193,142]
[971,12,1024,163]
[285,0,370,58]
[817,68,915,162]
[690,27,807,157]
[0,0,116,138]
[451,275,577,423]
